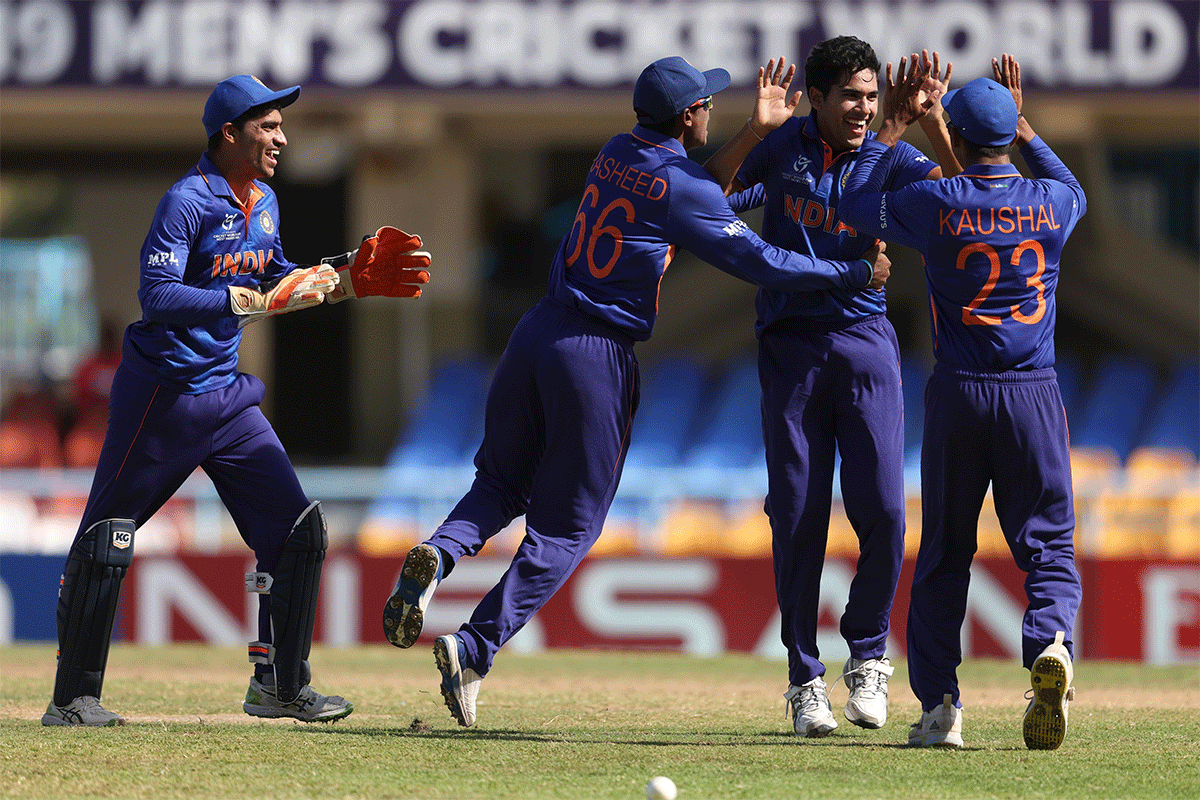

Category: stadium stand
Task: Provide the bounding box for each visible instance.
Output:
[1071,355,1159,464]
[357,357,490,554]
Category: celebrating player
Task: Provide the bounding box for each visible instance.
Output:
[41,74,429,727]
[838,54,1085,750]
[704,38,955,738]
[381,55,890,728]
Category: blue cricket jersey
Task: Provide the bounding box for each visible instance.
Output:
[732,112,935,332]
[547,125,873,341]
[840,136,1086,371]
[124,153,294,393]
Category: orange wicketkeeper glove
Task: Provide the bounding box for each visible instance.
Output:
[322,227,430,303]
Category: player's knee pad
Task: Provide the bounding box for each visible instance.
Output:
[245,501,326,704]
[53,519,135,706]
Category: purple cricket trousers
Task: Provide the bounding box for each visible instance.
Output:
[908,365,1081,711]
[72,364,310,646]
[759,313,907,687]
[428,298,639,676]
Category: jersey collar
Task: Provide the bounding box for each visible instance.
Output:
[631,124,687,158]
[958,162,1023,179]
[195,152,266,212]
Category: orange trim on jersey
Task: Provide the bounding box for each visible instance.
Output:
[112,385,160,484]
[961,169,1022,180]
[196,165,266,236]
[654,245,675,316]
[630,131,685,155]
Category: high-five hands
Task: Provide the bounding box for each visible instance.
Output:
[323,227,431,303]
[748,57,803,140]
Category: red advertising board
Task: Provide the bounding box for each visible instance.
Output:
[114,553,1200,665]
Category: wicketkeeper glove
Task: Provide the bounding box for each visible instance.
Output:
[321,226,430,304]
[228,265,339,328]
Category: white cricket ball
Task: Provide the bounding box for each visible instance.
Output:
[646,775,678,800]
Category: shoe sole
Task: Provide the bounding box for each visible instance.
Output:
[909,732,963,748]
[433,635,472,727]
[382,545,440,648]
[243,702,354,723]
[803,718,838,738]
[1024,653,1070,750]
[845,704,886,729]
[41,712,124,727]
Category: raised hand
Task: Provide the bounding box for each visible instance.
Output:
[919,50,953,119]
[749,57,803,138]
[992,53,1022,114]
[883,52,937,127]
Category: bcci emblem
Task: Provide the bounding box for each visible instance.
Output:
[259,210,275,234]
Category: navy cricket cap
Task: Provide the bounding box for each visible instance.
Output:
[941,77,1018,147]
[634,56,731,124]
[203,75,300,139]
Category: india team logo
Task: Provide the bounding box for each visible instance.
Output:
[259,210,275,234]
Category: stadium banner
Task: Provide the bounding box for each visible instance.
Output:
[1,0,1197,92]
[3,552,1198,664]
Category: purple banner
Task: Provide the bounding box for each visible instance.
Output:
[2,0,1197,91]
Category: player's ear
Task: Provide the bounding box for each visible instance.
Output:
[808,87,825,111]
[221,122,238,145]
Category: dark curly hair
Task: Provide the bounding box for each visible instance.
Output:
[804,36,881,97]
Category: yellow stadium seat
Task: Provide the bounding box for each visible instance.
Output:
[657,499,726,556]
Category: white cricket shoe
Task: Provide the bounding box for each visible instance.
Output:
[383,543,443,648]
[784,676,838,738]
[434,633,481,727]
[908,693,963,748]
[243,676,354,722]
[42,696,125,727]
[1023,630,1075,750]
[842,656,894,729]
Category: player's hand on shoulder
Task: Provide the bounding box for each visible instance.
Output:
[863,240,890,291]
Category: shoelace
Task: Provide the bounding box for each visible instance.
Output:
[784,680,828,719]
[76,696,103,710]
[845,660,891,698]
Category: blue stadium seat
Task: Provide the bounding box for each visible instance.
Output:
[1072,355,1159,463]
[1053,351,1085,425]
[387,357,490,469]
[681,356,763,472]
[1138,358,1199,459]
[623,357,708,470]
[901,353,930,462]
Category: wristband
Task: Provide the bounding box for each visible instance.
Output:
[860,259,874,287]
[746,119,764,141]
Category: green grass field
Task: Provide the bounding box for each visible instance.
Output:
[2,643,1197,800]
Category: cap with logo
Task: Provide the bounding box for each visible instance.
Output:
[634,56,732,125]
[940,77,1018,148]
[203,75,301,139]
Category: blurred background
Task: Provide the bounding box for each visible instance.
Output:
[1,0,1197,660]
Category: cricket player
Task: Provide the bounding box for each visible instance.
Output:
[42,74,430,727]
[839,54,1085,750]
[381,56,891,728]
[704,38,955,737]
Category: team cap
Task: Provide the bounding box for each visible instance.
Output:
[203,75,300,139]
[634,56,731,125]
[941,77,1018,147]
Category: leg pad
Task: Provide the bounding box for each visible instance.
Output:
[53,519,135,706]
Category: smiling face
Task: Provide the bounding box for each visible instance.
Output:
[809,68,878,153]
[230,108,286,180]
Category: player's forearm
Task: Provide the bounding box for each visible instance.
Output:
[917,113,961,177]
[710,235,870,292]
[703,121,764,196]
[139,280,231,324]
